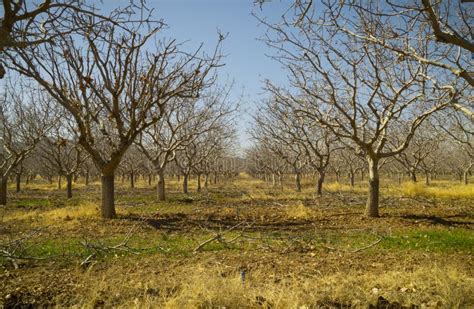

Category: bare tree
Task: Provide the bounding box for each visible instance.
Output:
[37,121,87,198]
[138,86,234,200]
[3,9,223,217]
[258,5,460,217]
[0,84,55,204]
[0,0,144,79]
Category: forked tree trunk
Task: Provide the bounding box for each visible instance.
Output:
[101,174,116,218]
[15,172,21,193]
[197,173,202,192]
[183,174,189,194]
[295,172,302,192]
[0,176,7,205]
[366,157,380,218]
[157,169,166,201]
[316,172,325,196]
[66,174,73,198]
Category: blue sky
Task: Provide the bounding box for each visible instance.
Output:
[141,0,290,149]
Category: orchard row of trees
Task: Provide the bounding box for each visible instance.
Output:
[0,0,239,218]
[247,118,472,188]
[0,81,238,207]
[248,0,473,217]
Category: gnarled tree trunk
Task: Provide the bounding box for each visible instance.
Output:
[316,171,325,196]
[366,157,380,218]
[15,172,21,193]
[66,174,73,198]
[157,169,166,201]
[0,176,7,205]
[101,174,116,218]
[197,173,202,192]
[295,171,302,192]
[183,174,189,194]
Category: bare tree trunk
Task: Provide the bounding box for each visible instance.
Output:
[366,157,380,218]
[15,172,21,193]
[85,170,90,186]
[183,174,189,194]
[197,173,202,192]
[214,173,218,184]
[0,176,7,205]
[295,172,302,192]
[272,173,276,187]
[148,174,152,186]
[57,175,62,189]
[410,170,417,182]
[157,169,166,201]
[425,173,430,186]
[205,173,209,188]
[25,175,30,185]
[360,170,364,181]
[316,172,325,196]
[66,174,73,198]
[130,171,135,188]
[350,171,355,187]
[464,170,469,185]
[177,174,181,182]
[101,174,116,219]
[279,174,283,190]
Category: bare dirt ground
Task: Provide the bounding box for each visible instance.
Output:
[0,175,473,308]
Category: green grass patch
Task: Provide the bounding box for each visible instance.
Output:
[382,229,474,253]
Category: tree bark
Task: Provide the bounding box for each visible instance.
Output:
[464,170,469,185]
[15,172,21,193]
[183,174,189,194]
[316,171,325,196]
[295,172,302,192]
[66,174,73,198]
[410,170,417,182]
[366,157,380,218]
[85,170,89,186]
[197,173,201,192]
[57,175,62,189]
[350,171,355,187]
[204,173,209,188]
[0,176,7,205]
[130,171,135,188]
[157,169,166,201]
[101,174,116,218]
[425,173,430,186]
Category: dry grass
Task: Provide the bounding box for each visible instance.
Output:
[60,260,473,308]
[283,200,314,220]
[396,181,474,199]
[2,200,98,225]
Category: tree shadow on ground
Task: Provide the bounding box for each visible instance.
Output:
[401,214,473,227]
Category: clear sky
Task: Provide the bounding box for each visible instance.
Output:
[143,0,290,149]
